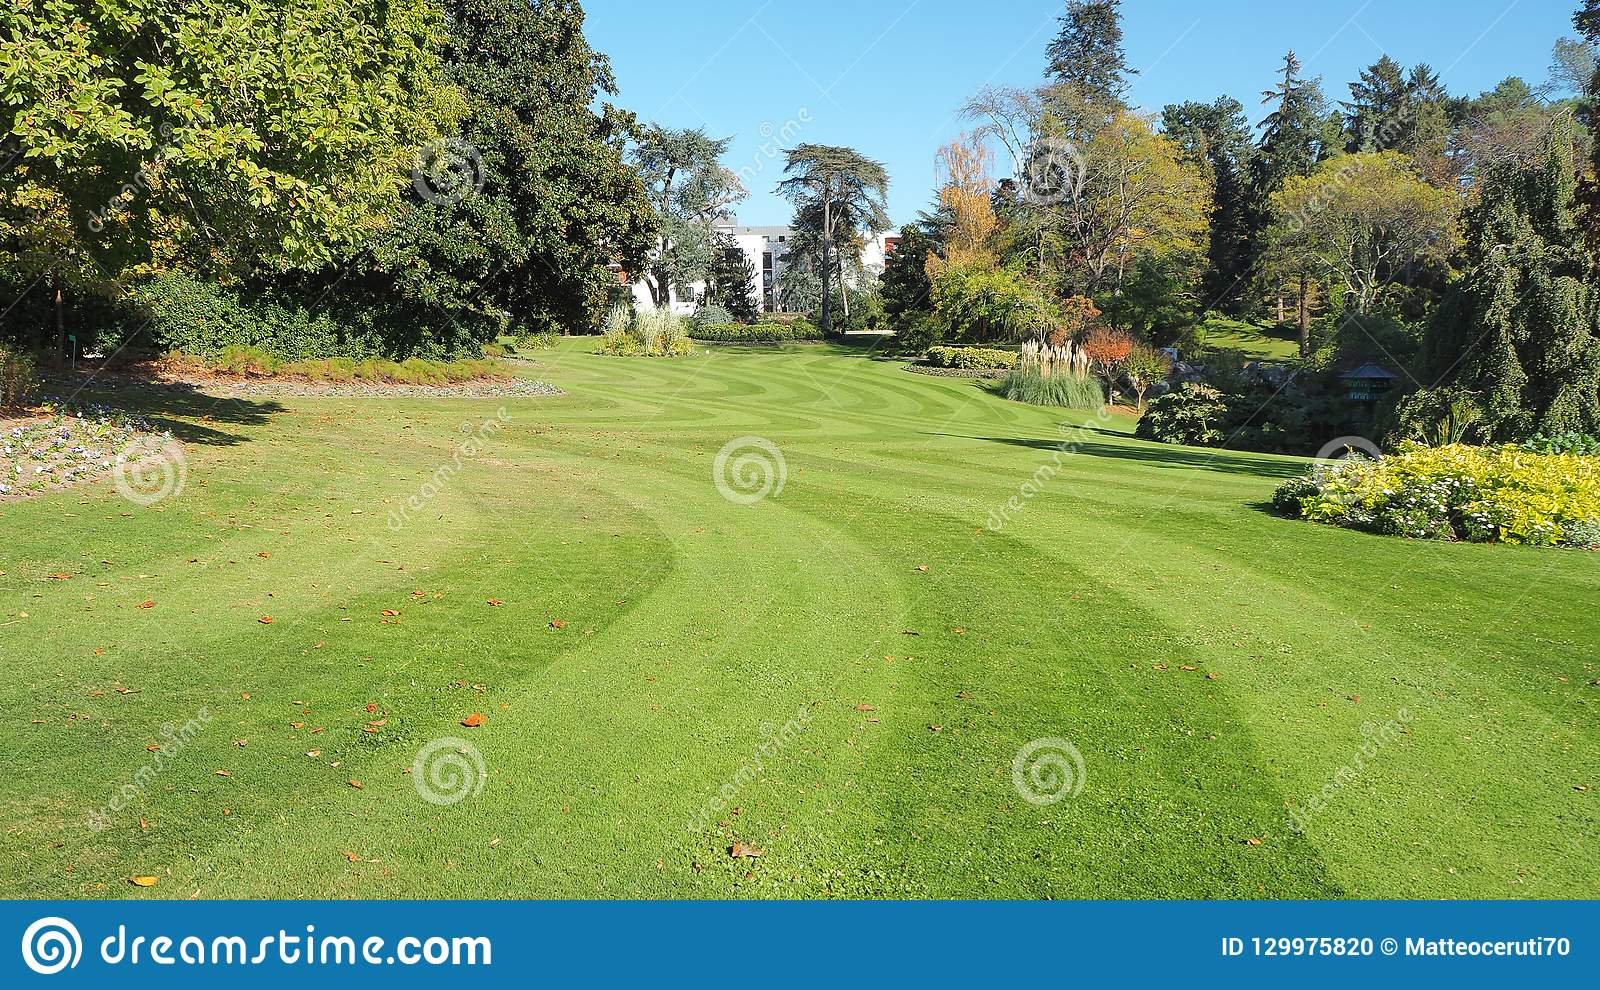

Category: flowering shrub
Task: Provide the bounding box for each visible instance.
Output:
[1274,445,1600,548]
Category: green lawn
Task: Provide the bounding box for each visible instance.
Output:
[3,340,1595,899]
[1198,317,1303,362]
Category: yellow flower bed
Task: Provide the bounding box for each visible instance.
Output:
[1274,445,1600,547]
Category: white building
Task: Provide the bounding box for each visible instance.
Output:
[630,223,900,316]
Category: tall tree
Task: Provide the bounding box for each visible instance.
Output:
[1423,115,1600,440]
[631,127,745,309]
[1045,0,1135,109]
[1162,97,1256,312]
[357,0,657,337]
[1265,152,1459,354]
[1341,56,1452,184]
[1248,52,1339,322]
[777,145,890,335]
[705,230,759,322]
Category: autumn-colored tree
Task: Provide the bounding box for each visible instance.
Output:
[1080,326,1135,404]
[931,136,998,268]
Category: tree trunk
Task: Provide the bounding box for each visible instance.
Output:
[54,281,65,369]
[819,192,834,336]
[1276,294,1285,324]
[1297,274,1311,359]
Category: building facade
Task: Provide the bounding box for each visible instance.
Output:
[630,223,899,316]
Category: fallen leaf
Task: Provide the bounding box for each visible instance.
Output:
[305,750,322,758]
[348,779,363,790]
[1245,837,1264,846]
[489,838,501,849]
[137,601,155,609]
[214,770,231,777]
[341,850,362,862]
[549,619,566,629]
[258,616,274,624]
[145,744,161,752]
[462,713,486,728]
[729,841,763,859]
[130,876,159,887]
[915,565,929,573]
[486,599,503,607]
[856,704,877,713]
[381,609,401,617]
[1207,672,1221,681]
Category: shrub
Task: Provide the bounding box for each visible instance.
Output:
[999,367,1105,409]
[1524,432,1600,457]
[1388,387,1488,447]
[0,342,38,407]
[926,346,1019,371]
[133,271,495,362]
[518,330,560,351]
[1273,445,1600,547]
[1136,384,1229,446]
[689,320,826,343]
[481,343,509,359]
[691,305,735,331]
[598,306,692,357]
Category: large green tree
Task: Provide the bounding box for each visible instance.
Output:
[631,127,745,309]
[1424,115,1600,439]
[777,145,890,335]
[1045,0,1135,110]
[705,230,759,322]
[354,0,657,337]
[1162,97,1256,312]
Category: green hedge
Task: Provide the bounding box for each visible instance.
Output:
[690,319,823,342]
[927,346,1019,371]
[131,271,497,362]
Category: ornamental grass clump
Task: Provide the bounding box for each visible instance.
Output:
[598,304,692,357]
[1273,444,1600,548]
[999,339,1102,409]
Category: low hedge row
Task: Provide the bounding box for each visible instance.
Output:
[926,346,1019,371]
[690,320,823,342]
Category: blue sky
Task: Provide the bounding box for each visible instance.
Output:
[585,0,1577,227]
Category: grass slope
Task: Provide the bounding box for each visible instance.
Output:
[1,341,1595,899]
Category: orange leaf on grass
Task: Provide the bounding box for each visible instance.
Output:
[729,841,763,859]
[348,780,363,790]
[258,616,274,624]
[462,713,486,728]
[549,619,566,629]
[137,601,155,609]
[486,599,504,607]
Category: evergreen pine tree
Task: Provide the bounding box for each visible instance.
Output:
[1162,97,1256,312]
[1045,0,1135,108]
[1424,115,1600,439]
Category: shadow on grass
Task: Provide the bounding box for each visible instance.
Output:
[946,433,1311,480]
[45,375,284,447]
